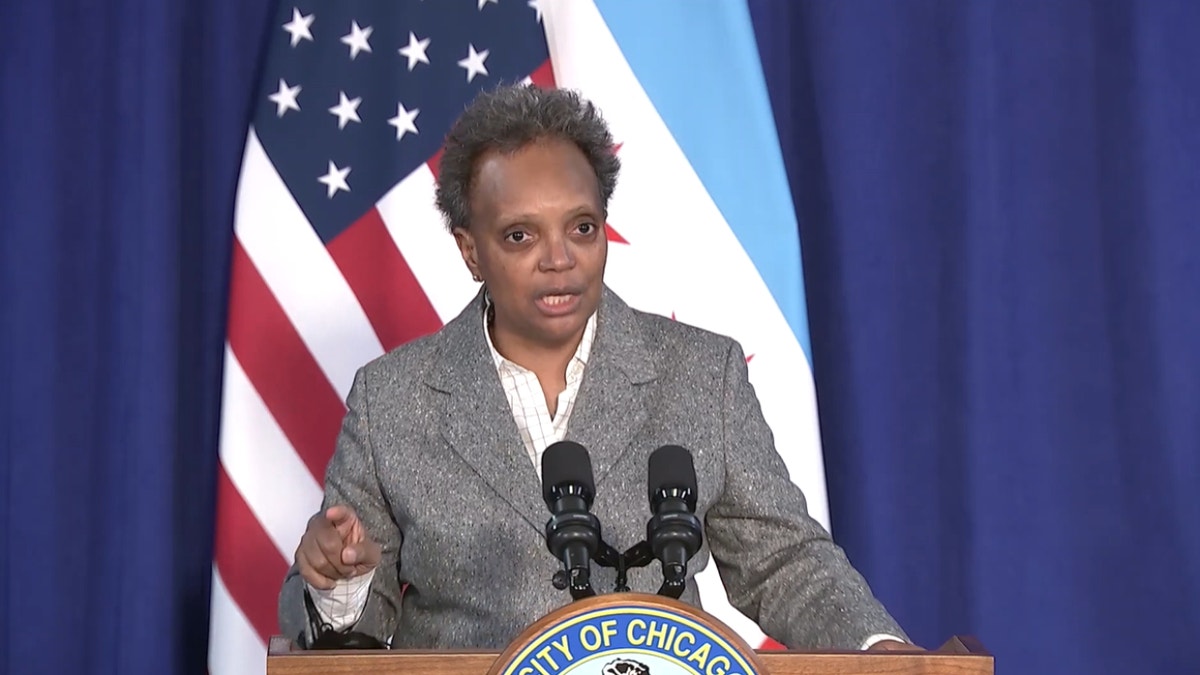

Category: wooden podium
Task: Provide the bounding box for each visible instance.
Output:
[266,594,992,675]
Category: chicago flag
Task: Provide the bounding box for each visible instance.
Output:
[209,1,826,672]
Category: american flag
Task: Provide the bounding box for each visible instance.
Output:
[209,0,565,670]
[210,1,827,671]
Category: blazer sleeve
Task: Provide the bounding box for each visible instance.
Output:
[278,366,405,645]
[702,340,908,649]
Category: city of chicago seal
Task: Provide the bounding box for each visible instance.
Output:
[492,596,763,675]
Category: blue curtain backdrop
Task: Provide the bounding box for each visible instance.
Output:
[1,1,1197,674]
[0,0,275,672]
[748,1,1200,674]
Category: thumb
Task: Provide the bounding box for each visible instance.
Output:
[342,538,382,568]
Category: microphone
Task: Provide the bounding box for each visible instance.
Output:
[646,445,703,599]
[541,441,601,599]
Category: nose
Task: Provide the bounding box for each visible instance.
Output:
[538,232,575,272]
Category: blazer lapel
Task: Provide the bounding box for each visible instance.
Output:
[566,287,658,487]
[426,293,548,534]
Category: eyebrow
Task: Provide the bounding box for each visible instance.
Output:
[499,205,598,224]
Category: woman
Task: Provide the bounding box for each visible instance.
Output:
[278,84,909,651]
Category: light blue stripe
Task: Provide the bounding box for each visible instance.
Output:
[594,0,812,362]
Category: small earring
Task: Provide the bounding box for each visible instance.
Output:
[472,274,482,283]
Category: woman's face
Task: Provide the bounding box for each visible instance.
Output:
[453,137,609,353]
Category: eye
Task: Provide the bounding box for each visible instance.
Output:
[576,222,596,235]
[504,231,528,243]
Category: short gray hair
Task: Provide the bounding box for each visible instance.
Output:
[435,84,621,231]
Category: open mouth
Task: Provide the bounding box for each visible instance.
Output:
[541,294,575,306]
[535,291,582,316]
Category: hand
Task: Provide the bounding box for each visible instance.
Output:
[867,639,925,652]
[294,505,382,590]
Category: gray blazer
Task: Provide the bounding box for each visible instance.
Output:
[278,286,905,650]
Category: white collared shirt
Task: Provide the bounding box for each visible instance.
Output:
[484,303,597,477]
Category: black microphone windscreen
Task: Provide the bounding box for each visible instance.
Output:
[541,441,595,505]
[648,444,697,504]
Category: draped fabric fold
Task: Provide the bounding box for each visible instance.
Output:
[0,0,275,671]
[748,2,1200,674]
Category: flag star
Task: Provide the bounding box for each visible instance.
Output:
[328,91,362,129]
[318,161,351,198]
[282,8,314,47]
[457,44,490,83]
[387,103,420,141]
[340,20,373,59]
[528,0,544,22]
[398,32,431,71]
[267,79,302,117]
[478,0,499,8]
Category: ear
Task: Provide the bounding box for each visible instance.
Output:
[452,227,481,280]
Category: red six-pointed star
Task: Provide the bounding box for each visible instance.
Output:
[604,142,628,244]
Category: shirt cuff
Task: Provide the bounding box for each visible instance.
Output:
[305,569,375,632]
[860,633,907,650]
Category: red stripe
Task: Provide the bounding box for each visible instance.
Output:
[529,58,556,88]
[226,238,346,482]
[759,637,786,650]
[426,147,445,180]
[327,208,444,351]
[213,466,291,643]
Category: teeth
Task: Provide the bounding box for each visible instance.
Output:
[543,295,571,306]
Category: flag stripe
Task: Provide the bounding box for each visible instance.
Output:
[592,0,812,358]
[235,130,384,400]
[209,569,267,675]
[542,0,827,646]
[213,466,291,644]
[327,208,444,351]
[227,238,346,482]
[426,148,444,180]
[529,58,556,88]
[376,164,481,323]
[218,346,323,557]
